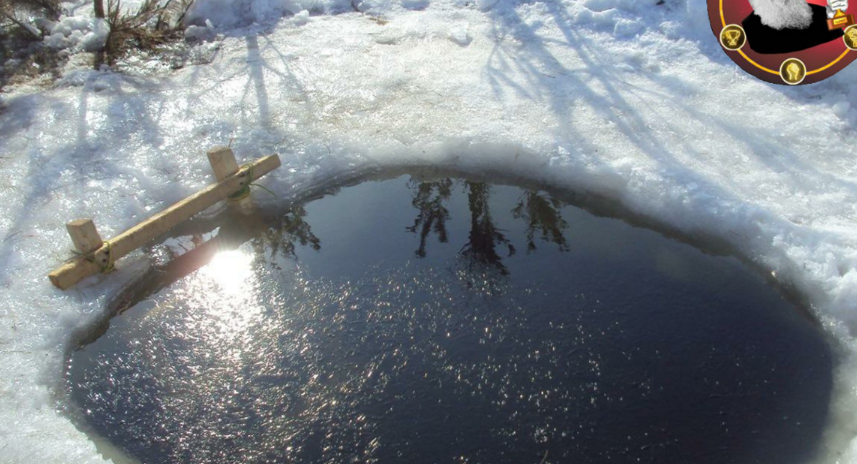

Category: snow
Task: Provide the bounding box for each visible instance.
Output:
[292,9,311,24]
[183,0,353,27]
[447,21,469,44]
[476,0,498,11]
[185,19,219,41]
[2,0,857,462]
[44,16,109,52]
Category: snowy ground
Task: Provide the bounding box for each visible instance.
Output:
[2,0,857,462]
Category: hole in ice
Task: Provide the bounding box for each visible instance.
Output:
[64,171,834,464]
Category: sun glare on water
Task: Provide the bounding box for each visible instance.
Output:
[199,248,256,295]
[181,247,264,341]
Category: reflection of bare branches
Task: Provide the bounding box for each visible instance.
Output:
[460,182,515,275]
[257,206,320,260]
[512,191,569,253]
[406,178,453,258]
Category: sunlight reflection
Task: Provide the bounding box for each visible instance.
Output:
[184,247,263,342]
[200,249,255,295]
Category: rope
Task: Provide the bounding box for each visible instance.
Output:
[71,240,115,273]
[101,240,115,272]
[227,164,277,203]
[228,165,254,202]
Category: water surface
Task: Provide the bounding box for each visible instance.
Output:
[66,174,834,464]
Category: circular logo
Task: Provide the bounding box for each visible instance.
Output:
[707,0,857,85]
[780,58,807,84]
[720,24,747,50]
[845,25,857,49]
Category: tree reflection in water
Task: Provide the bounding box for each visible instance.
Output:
[256,205,321,261]
[406,178,453,258]
[512,191,569,253]
[147,176,571,299]
[406,178,570,276]
[461,181,516,275]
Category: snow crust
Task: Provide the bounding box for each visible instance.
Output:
[2,0,857,462]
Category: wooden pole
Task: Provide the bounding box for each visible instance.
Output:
[48,154,281,290]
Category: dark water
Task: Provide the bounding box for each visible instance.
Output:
[66,174,834,464]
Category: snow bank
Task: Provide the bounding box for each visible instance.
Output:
[2,0,857,463]
[183,0,352,27]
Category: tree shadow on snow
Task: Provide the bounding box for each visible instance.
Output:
[481,0,856,273]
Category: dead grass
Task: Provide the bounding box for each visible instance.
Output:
[0,22,63,90]
[0,0,198,89]
[0,0,59,22]
[100,0,195,65]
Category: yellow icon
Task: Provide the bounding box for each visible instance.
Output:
[720,24,746,51]
[845,25,857,50]
[725,30,741,46]
[779,58,806,85]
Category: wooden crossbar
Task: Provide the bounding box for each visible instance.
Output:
[48,152,281,290]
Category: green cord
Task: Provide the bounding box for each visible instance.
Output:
[227,165,254,202]
[71,240,115,273]
[227,164,277,202]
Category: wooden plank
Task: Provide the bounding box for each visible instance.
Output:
[66,219,103,254]
[48,154,281,290]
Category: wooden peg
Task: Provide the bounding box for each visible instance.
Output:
[207,146,240,181]
[66,219,103,255]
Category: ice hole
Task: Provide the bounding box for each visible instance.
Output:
[64,171,834,464]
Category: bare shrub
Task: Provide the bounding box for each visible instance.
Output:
[0,0,59,20]
[101,0,195,65]
[0,0,59,39]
